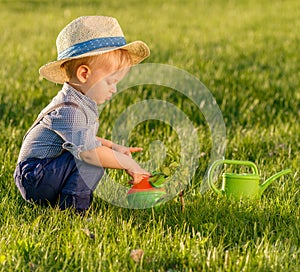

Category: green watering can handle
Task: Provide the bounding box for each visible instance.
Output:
[207,159,259,196]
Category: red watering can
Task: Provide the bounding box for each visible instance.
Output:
[127,172,167,208]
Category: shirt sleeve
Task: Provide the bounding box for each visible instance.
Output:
[41,106,101,160]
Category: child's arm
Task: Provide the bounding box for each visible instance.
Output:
[97,137,143,157]
[96,137,113,148]
[80,145,149,184]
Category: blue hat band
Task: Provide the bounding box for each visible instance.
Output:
[58,36,126,60]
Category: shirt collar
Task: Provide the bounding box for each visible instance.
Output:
[62,83,98,114]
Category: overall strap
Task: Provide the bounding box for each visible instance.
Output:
[22,102,87,142]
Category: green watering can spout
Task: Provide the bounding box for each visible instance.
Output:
[260,168,292,194]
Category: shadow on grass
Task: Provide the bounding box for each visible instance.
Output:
[92,182,300,246]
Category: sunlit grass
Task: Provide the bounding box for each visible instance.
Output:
[0,0,299,271]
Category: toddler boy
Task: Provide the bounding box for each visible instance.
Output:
[14,16,150,213]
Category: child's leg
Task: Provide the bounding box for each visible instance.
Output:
[14,151,104,211]
[58,157,104,212]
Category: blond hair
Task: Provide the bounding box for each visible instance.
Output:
[61,49,131,81]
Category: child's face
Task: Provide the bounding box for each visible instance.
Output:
[85,65,130,105]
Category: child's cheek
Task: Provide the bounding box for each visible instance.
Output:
[88,79,106,94]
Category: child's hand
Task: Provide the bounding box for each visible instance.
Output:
[126,169,150,185]
[112,144,143,157]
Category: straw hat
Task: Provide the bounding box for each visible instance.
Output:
[39,16,150,84]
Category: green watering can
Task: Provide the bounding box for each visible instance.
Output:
[208,159,292,199]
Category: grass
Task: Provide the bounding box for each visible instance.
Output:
[0,0,299,271]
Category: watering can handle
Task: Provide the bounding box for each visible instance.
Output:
[207,159,259,196]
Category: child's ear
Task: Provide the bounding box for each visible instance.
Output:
[76,65,91,83]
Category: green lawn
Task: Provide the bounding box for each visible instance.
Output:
[0,0,299,271]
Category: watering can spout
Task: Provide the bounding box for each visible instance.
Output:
[260,169,292,194]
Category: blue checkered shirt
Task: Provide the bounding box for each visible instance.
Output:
[17,83,102,163]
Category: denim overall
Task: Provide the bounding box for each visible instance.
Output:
[14,102,104,212]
